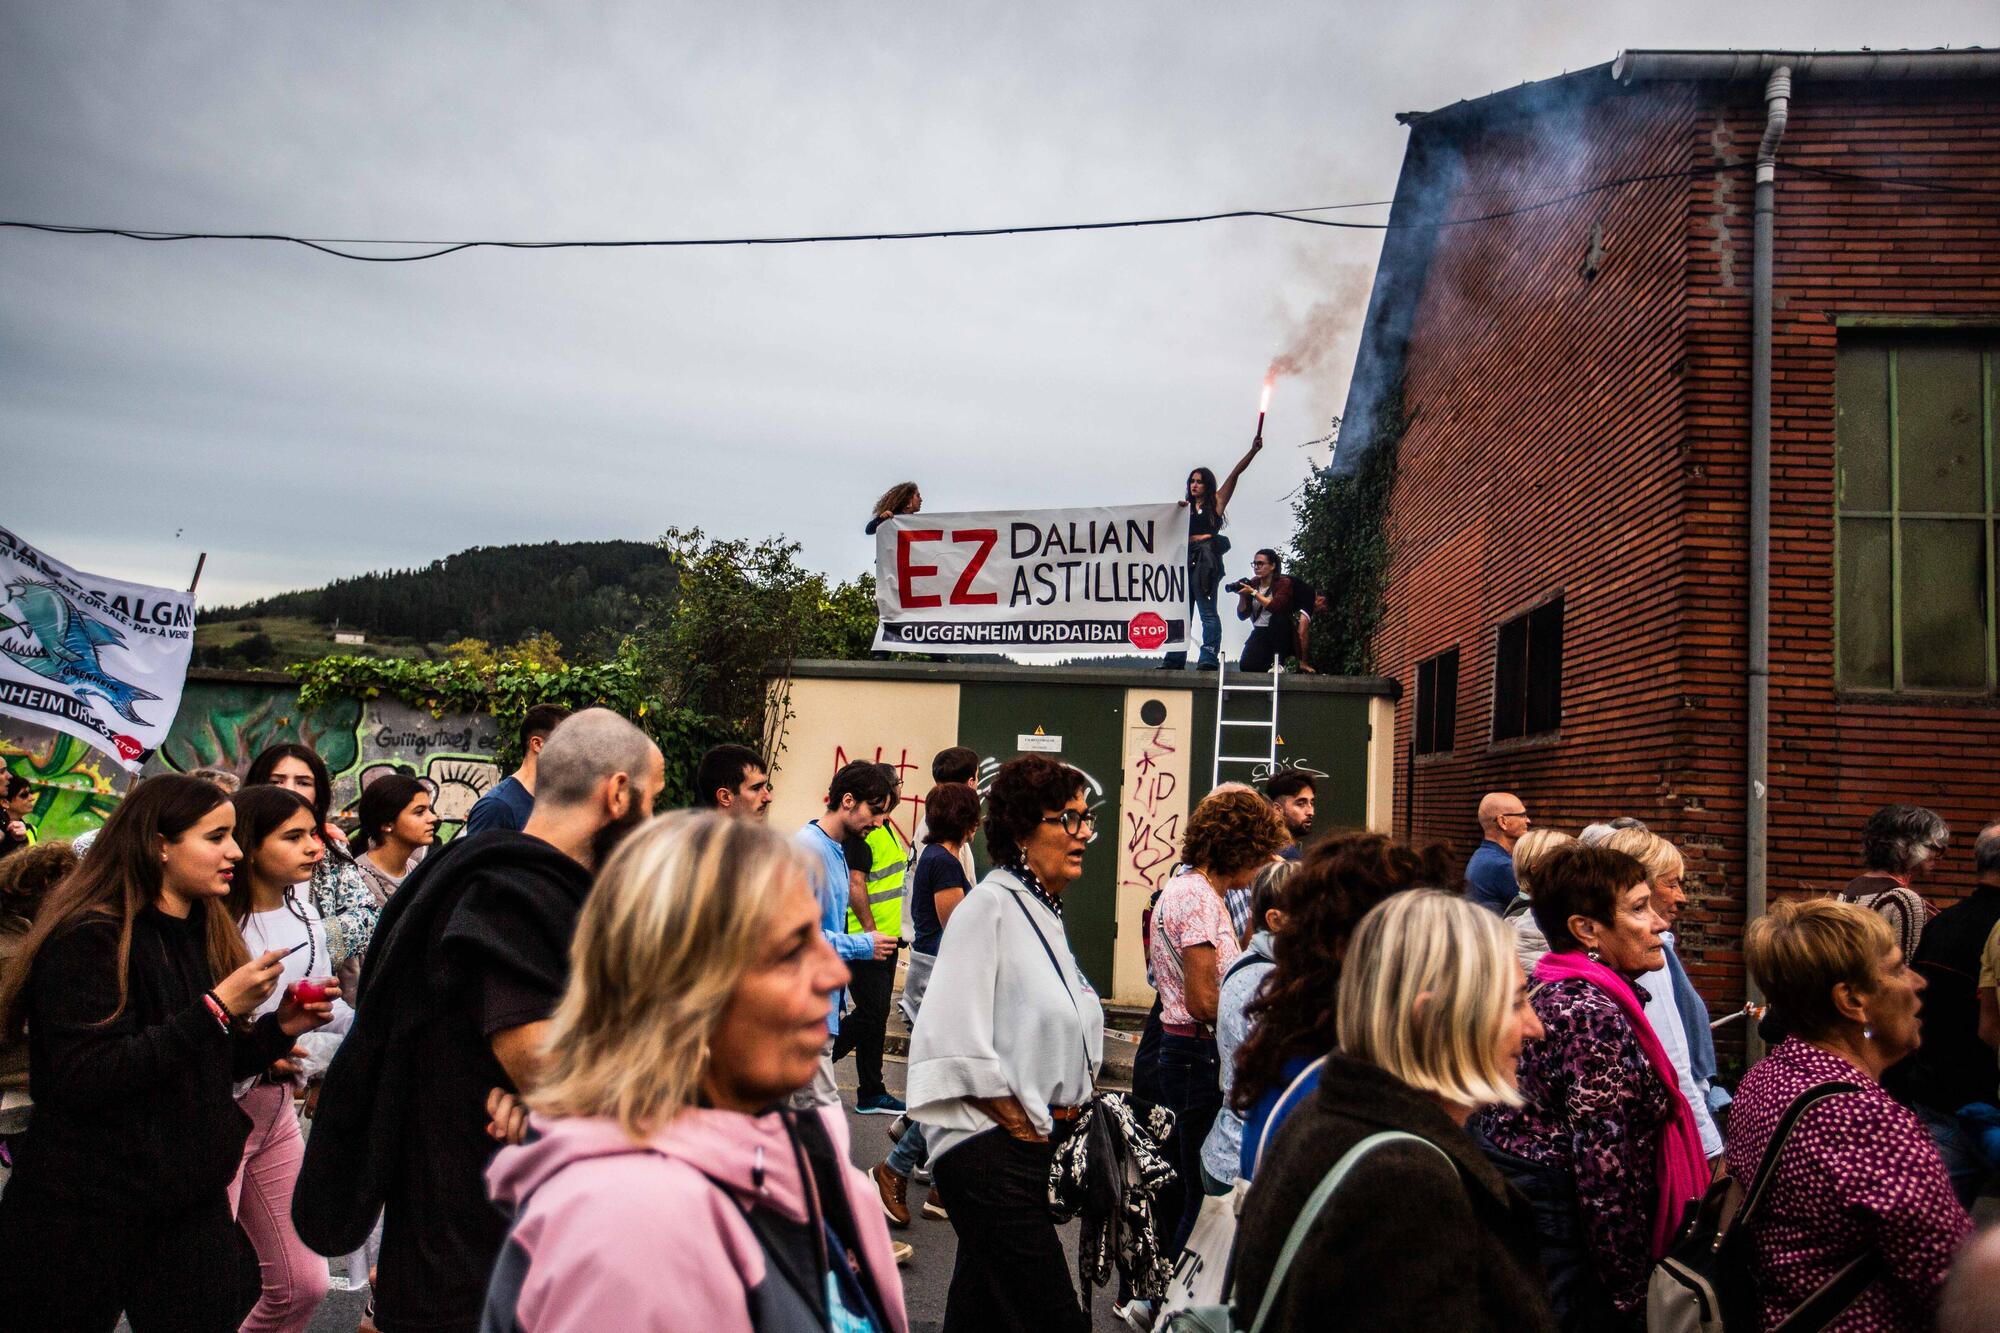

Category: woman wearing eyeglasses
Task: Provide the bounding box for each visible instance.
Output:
[1232,549,1306,674]
[1148,787,1289,1255]
[905,755,1105,1333]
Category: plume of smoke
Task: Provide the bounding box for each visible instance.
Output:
[1265,261,1374,395]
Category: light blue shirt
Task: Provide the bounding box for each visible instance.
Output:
[796,820,878,1035]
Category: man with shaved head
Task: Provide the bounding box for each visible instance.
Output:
[297,708,665,1333]
[1465,791,1530,914]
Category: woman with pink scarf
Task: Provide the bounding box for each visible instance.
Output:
[1474,845,1708,1332]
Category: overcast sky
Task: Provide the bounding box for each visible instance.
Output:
[3,3,1991,635]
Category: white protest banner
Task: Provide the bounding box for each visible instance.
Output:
[874,502,1189,655]
[0,526,195,773]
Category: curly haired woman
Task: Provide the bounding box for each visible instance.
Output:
[1146,786,1286,1253]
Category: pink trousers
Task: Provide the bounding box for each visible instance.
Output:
[228,1082,330,1333]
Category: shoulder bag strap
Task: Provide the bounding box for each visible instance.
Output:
[1736,1081,1861,1229]
[1005,887,1095,1096]
[1732,1080,1883,1333]
[1251,1054,1328,1177]
[1243,1130,1454,1333]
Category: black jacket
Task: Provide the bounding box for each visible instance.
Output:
[1231,1053,1557,1333]
[1,904,291,1218]
[293,830,588,1259]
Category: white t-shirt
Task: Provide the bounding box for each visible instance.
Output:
[238,894,356,1032]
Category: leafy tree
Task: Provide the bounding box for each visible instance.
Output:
[443,638,500,670]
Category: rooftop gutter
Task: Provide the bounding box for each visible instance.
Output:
[1614,48,2000,83]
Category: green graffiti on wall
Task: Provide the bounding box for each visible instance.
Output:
[0,731,124,840]
[158,683,364,779]
[5,677,499,843]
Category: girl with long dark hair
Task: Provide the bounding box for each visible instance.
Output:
[244,743,378,980]
[1163,438,1263,670]
[0,775,337,1331]
[349,774,438,908]
[227,786,355,1333]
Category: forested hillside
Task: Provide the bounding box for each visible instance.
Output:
[204,540,674,661]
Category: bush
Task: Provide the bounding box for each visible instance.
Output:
[1289,382,1408,675]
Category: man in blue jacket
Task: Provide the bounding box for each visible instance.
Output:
[792,760,899,1109]
[1465,791,1530,914]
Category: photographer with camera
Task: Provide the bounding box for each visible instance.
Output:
[1231,549,1311,673]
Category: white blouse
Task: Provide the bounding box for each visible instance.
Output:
[906,868,1105,1163]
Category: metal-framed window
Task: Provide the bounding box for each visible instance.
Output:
[1492,597,1562,742]
[1836,337,1999,693]
[1414,648,1459,755]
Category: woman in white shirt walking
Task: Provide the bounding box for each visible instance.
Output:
[906,755,1104,1333]
[227,786,355,1333]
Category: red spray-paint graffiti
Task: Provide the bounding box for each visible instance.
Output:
[1120,726,1182,897]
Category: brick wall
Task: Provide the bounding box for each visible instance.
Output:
[1378,82,1698,873]
[1680,76,2000,988]
[1376,74,2000,1027]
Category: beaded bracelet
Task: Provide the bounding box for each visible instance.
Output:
[201,990,233,1032]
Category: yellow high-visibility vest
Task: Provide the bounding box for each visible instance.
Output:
[844,823,908,936]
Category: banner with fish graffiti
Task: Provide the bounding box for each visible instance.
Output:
[0,526,195,773]
[873,501,1190,654]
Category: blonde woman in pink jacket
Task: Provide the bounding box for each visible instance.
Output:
[483,811,909,1333]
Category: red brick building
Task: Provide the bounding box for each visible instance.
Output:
[1333,49,2000,1016]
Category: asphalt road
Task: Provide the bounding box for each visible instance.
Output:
[281,1053,1134,1333]
[836,1058,1134,1333]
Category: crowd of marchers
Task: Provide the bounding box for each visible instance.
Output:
[3,715,2000,1333]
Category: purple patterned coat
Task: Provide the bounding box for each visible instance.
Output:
[1479,975,1676,1319]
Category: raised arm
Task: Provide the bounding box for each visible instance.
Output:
[1214,438,1264,517]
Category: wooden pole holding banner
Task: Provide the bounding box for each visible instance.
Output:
[188,552,207,595]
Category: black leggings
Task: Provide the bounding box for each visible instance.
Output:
[933,1127,1089,1333]
[0,1192,259,1332]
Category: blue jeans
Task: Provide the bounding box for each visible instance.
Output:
[1163,543,1224,669]
[887,1120,929,1178]
[1158,1033,1223,1255]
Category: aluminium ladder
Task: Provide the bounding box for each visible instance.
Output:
[1211,658,1281,791]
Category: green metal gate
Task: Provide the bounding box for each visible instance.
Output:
[957,680,1124,993]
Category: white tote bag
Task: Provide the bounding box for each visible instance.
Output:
[1156,1055,1326,1320]
[1157,1179,1251,1316]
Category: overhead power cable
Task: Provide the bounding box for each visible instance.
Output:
[1,161,1988,263]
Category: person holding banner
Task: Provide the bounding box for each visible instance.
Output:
[867,481,924,534]
[0,774,338,1333]
[1163,437,1263,671]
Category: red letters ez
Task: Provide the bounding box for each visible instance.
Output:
[898,528,1000,608]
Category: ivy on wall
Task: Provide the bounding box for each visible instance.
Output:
[294,529,877,807]
[1289,381,1409,676]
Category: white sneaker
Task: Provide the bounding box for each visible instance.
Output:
[1113,1299,1157,1331]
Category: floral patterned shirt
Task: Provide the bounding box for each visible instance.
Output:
[1479,975,1675,1318]
[1146,870,1240,1029]
[308,855,379,969]
[1725,1039,1970,1332]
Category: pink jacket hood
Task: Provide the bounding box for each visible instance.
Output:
[485,1104,907,1333]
